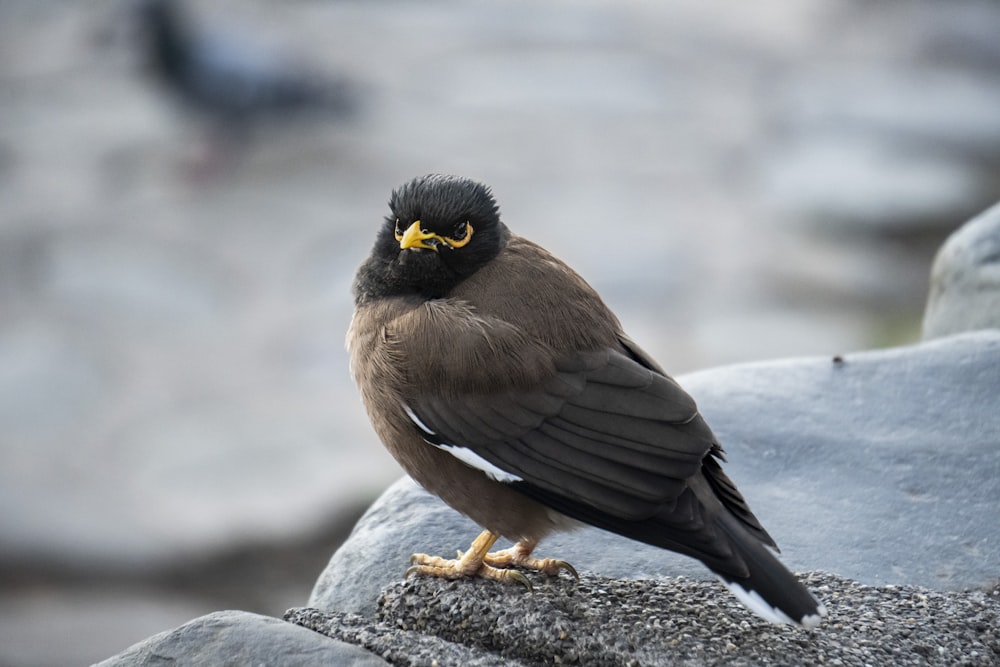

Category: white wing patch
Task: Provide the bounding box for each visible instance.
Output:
[435,444,524,484]
[400,401,524,484]
[402,403,435,435]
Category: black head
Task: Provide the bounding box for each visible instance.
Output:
[354,174,507,303]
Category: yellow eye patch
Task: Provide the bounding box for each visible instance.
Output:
[395,221,474,251]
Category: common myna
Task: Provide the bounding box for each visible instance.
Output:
[348,174,827,627]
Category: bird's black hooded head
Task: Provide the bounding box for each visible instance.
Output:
[354,174,508,304]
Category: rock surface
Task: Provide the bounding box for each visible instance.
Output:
[95,331,1000,664]
[291,572,1000,666]
[311,331,1000,617]
[923,201,1000,339]
[93,610,389,667]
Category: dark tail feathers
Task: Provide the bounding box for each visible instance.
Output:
[713,513,827,627]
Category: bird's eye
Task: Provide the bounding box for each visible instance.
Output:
[394,219,403,240]
[445,221,473,248]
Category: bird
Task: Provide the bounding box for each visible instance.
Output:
[135,0,358,170]
[347,174,827,627]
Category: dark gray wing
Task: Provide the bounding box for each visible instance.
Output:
[406,346,717,521]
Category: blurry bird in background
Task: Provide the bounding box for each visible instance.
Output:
[134,0,361,176]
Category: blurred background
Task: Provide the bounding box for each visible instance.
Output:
[1,0,999,664]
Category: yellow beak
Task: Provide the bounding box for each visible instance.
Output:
[397,221,441,251]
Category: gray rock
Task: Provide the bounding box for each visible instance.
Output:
[286,607,534,667]
[312,332,1000,616]
[682,331,1000,591]
[923,201,1000,339]
[291,572,1000,667]
[93,610,388,667]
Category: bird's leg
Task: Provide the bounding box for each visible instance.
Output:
[406,529,531,588]
[483,538,579,580]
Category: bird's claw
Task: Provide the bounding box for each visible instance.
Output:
[482,547,579,582]
[552,559,580,581]
[405,552,532,590]
[404,533,573,592]
[502,568,533,591]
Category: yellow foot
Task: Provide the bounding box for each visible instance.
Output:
[407,553,532,589]
[404,530,577,591]
[483,543,579,580]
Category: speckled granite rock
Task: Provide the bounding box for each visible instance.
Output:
[289,572,1000,666]
[924,201,1000,339]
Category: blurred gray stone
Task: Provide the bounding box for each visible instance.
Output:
[43,229,232,328]
[776,67,1000,154]
[0,323,107,438]
[0,585,210,667]
[94,610,388,667]
[923,202,1000,339]
[764,56,1000,229]
[312,332,1000,616]
[763,133,987,228]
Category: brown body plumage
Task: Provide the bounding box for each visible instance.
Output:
[348,174,826,626]
[350,234,623,541]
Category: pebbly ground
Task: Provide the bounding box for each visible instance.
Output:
[288,572,1000,667]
